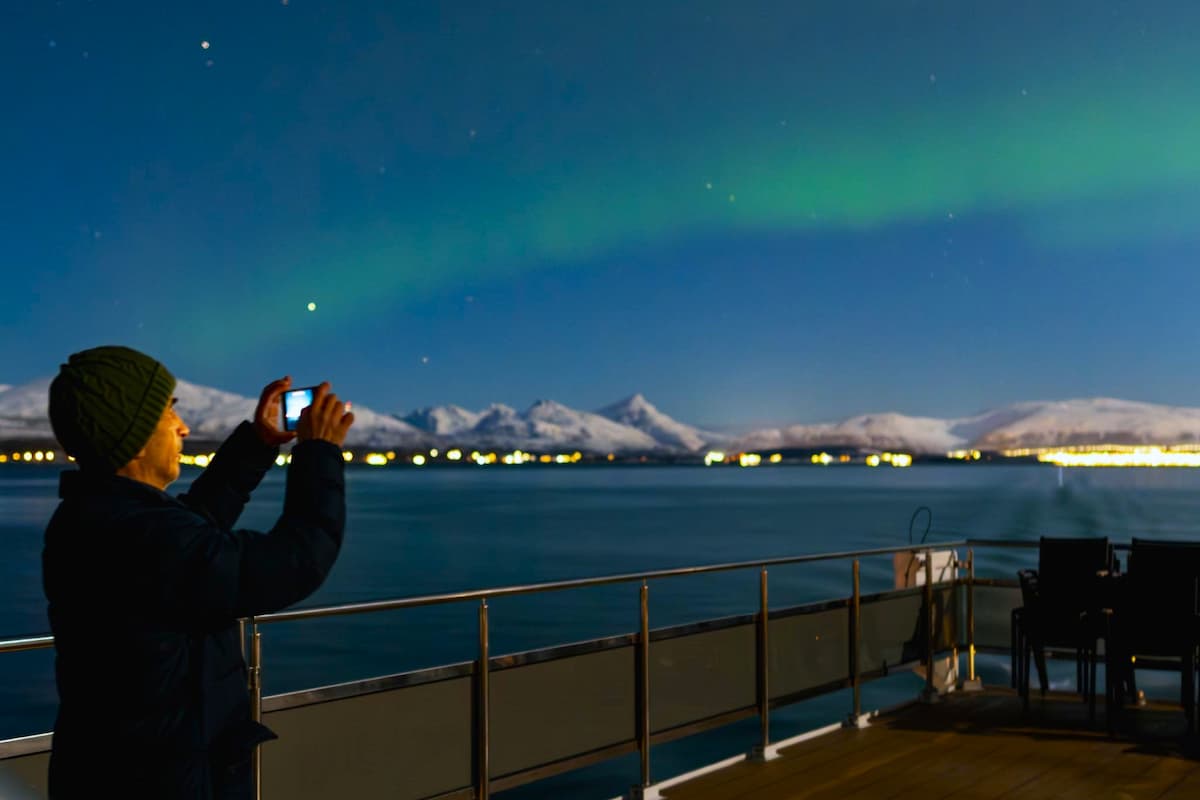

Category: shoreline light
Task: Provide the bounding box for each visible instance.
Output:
[1038,448,1200,468]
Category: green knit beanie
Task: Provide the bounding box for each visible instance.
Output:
[48,346,177,472]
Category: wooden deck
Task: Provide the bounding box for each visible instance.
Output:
[661,689,1200,800]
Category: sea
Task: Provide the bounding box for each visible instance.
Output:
[3,462,1199,798]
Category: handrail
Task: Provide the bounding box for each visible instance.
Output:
[0,536,1035,798]
[1,537,1032,647]
[0,635,54,655]
[257,540,970,624]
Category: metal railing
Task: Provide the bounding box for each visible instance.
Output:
[1,537,1031,799]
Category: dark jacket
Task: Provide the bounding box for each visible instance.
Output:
[42,422,345,799]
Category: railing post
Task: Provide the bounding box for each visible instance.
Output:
[249,620,263,800]
[750,567,778,759]
[631,581,653,799]
[920,548,939,704]
[961,548,983,691]
[477,598,490,800]
[845,559,869,728]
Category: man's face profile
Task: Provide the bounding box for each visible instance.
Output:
[120,399,190,490]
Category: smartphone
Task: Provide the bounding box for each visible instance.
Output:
[282,386,318,432]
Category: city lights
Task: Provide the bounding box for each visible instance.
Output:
[11,442,1200,472]
[1037,448,1200,468]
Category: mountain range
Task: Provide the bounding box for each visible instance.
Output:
[0,379,724,454]
[735,398,1200,454]
[3,377,1200,455]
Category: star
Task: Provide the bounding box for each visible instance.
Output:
[705,181,713,190]
[307,302,317,311]
[201,40,211,50]
[420,356,430,365]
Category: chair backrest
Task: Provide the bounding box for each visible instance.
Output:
[1037,536,1111,611]
[1125,538,1200,652]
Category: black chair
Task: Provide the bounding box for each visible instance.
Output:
[1107,538,1200,733]
[1013,536,1113,712]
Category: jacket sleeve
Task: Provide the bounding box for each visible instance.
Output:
[177,421,280,530]
[142,438,346,626]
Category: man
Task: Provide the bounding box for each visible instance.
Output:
[42,345,354,798]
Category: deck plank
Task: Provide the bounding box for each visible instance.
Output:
[1157,768,1200,799]
[661,689,1200,800]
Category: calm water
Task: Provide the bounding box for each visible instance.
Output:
[3,463,1199,797]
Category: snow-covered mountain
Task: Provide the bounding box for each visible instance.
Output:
[402,405,482,436]
[596,394,728,452]
[737,398,1200,454]
[174,379,427,447]
[466,400,661,453]
[470,403,526,442]
[403,398,712,453]
[738,412,961,454]
[0,377,427,448]
[8,372,1200,456]
[0,378,53,440]
[969,398,1200,450]
[338,404,427,448]
[173,379,257,440]
[525,399,659,452]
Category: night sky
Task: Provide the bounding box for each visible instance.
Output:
[4,1,1200,429]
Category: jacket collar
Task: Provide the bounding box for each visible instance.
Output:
[58,469,173,503]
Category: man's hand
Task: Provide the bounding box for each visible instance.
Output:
[254,376,297,446]
[297,382,355,447]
